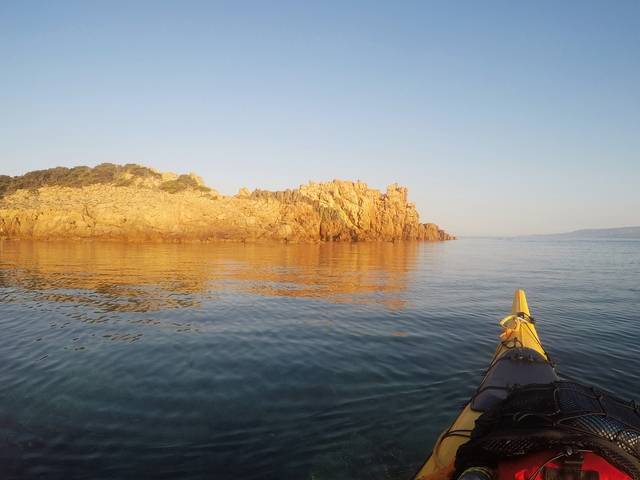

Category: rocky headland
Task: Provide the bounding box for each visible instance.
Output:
[0,164,454,243]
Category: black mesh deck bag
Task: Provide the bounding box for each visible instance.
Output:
[454,381,640,479]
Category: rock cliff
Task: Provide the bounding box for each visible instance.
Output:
[0,163,454,243]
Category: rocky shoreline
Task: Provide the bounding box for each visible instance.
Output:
[0,164,454,243]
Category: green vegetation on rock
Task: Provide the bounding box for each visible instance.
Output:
[159,175,211,194]
[0,163,213,198]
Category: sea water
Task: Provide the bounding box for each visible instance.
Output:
[1,238,638,479]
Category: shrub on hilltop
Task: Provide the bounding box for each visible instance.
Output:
[0,163,212,198]
[159,174,211,194]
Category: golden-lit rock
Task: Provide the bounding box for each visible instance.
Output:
[0,163,455,242]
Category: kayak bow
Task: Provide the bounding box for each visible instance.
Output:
[414,289,554,480]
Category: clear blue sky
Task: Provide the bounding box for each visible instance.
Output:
[1,1,638,236]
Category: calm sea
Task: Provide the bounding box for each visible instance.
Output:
[1,238,639,480]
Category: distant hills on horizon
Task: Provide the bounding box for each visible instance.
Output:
[462,226,640,240]
[522,226,640,239]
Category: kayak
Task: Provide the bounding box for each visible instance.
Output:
[413,289,554,480]
[412,289,640,480]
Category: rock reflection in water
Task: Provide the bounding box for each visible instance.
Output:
[0,240,419,313]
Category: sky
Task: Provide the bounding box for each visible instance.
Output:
[1,1,639,236]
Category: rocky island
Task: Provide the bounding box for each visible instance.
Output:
[0,164,454,243]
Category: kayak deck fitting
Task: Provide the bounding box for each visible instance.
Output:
[413,289,557,480]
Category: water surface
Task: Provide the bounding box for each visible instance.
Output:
[1,238,639,479]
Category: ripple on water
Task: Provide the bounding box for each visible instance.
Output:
[0,238,639,479]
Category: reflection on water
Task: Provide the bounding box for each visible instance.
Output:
[0,239,433,480]
[2,238,638,480]
[0,240,419,312]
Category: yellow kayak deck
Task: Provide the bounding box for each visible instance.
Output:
[414,289,550,480]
